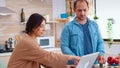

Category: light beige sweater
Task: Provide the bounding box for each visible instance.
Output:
[7,34,68,68]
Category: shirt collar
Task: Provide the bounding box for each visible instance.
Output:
[72,17,91,26]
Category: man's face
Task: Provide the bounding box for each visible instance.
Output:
[74,1,89,21]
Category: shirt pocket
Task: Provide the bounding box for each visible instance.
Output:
[70,34,78,49]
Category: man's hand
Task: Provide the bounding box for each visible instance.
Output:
[98,55,106,64]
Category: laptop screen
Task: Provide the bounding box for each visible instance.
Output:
[77,52,99,68]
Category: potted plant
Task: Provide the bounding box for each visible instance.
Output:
[107,18,114,48]
[93,15,99,20]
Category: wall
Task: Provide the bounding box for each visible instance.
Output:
[52,0,66,20]
[0,0,52,45]
[96,0,120,39]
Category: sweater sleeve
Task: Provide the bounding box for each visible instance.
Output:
[14,39,68,68]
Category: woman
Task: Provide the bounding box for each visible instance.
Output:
[7,13,80,68]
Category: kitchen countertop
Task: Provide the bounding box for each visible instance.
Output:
[92,63,120,68]
[0,52,12,57]
[0,47,61,57]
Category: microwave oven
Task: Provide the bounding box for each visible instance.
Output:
[36,36,55,48]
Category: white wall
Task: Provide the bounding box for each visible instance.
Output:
[52,0,120,39]
[96,0,120,39]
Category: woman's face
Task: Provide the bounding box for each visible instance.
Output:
[33,20,46,37]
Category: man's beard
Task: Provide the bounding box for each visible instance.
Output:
[77,16,86,21]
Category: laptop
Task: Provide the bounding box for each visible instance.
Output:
[76,52,99,68]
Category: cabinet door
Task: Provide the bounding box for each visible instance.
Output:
[0,56,10,65]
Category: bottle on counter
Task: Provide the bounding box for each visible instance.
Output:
[8,38,13,49]
[5,41,8,51]
[20,8,25,22]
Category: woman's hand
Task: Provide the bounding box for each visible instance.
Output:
[68,56,80,65]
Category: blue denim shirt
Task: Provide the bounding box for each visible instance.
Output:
[60,17,105,64]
